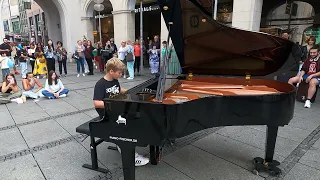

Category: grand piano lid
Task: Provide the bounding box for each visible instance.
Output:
[157,0,301,76]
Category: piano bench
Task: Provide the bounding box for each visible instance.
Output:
[76,117,101,135]
[296,82,318,103]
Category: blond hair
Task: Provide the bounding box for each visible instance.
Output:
[106,58,126,73]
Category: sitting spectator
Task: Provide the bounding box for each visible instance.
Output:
[288,47,320,108]
[0,73,22,104]
[42,70,69,99]
[22,72,44,99]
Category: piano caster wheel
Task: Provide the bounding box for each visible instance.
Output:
[252,157,282,177]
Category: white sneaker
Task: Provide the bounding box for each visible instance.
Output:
[77,74,80,77]
[135,153,149,167]
[127,77,134,80]
[117,147,149,166]
[82,73,86,77]
[59,94,67,98]
[304,100,311,108]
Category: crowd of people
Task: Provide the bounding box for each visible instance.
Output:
[0,35,181,105]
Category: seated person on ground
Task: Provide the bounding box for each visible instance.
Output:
[288,47,320,108]
[22,72,44,99]
[0,73,22,104]
[93,58,149,167]
[42,70,69,99]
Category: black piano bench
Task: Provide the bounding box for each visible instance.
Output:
[76,117,109,174]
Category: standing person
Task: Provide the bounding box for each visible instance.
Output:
[84,40,94,75]
[95,42,104,73]
[126,40,135,79]
[44,39,55,72]
[33,46,48,78]
[118,41,128,78]
[42,70,69,99]
[148,45,160,75]
[74,40,86,77]
[18,43,28,79]
[168,43,181,75]
[102,41,112,65]
[56,41,68,77]
[134,39,141,76]
[10,44,20,75]
[27,43,36,73]
[93,58,149,166]
[0,38,11,57]
[0,52,10,81]
[109,38,118,56]
[0,73,22,104]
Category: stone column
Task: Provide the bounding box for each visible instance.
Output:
[82,17,94,42]
[112,10,135,47]
[231,0,263,31]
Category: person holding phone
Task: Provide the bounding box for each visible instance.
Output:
[0,73,22,104]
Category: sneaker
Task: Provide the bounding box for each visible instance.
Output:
[304,100,311,108]
[123,75,127,78]
[77,74,80,77]
[127,77,134,80]
[59,94,67,98]
[135,153,149,167]
[82,73,86,77]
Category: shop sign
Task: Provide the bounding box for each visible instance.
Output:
[134,5,160,13]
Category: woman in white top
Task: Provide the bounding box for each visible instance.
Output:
[42,70,69,99]
[0,53,10,81]
[118,41,128,78]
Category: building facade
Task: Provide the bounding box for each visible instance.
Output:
[26,1,48,43]
[1,0,21,42]
[1,0,320,52]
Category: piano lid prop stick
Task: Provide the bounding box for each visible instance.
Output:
[155,22,174,102]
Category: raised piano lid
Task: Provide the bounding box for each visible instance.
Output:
[157,0,301,76]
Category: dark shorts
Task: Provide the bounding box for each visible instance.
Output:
[303,74,320,84]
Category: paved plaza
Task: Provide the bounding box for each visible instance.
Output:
[0,63,320,180]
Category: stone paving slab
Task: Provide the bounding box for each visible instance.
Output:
[0,105,15,128]
[33,142,103,180]
[0,128,28,156]
[0,155,44,180]
[19,120,70,147]
[192,133,285,171]
[61,92,93,110]
[283,163,320,180]
[164,145,264,180]
[56,113,92,136]
[216,126,300,157]
[35,99,78,116]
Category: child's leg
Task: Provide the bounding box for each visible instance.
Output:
[22,90,38,99]
[42,90,55,99]
[59,89,69,96]
[0,93,11,104]
[7,91,22,100]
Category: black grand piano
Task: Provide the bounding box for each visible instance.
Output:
[76,0,301,179]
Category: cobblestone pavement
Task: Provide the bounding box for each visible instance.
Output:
[0,63,319,180]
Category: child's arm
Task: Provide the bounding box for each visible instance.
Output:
[120,88,127,93]
[93,82,105,109]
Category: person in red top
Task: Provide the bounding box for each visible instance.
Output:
[288,47,320,108]
[133,39,141,76]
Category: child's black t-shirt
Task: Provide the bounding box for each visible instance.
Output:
[93,78,120,119]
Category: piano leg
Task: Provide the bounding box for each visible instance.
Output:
[150,145,161,165]
[120,145,136,180]
[82,136,109,173]
[253,126,281,177]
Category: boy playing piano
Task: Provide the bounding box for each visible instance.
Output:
[93,58,149,166]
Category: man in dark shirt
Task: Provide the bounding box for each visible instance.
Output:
[93,57,149,166]
[0,38,11,56]
[17,43,28,78]
[288,47,320,108]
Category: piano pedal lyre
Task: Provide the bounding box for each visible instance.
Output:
[252,157,281,177]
